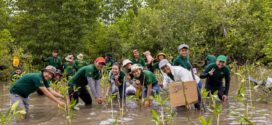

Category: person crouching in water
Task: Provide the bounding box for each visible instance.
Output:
[159,59,202,110]
[68,57,105,110]
[105,63,127,105]
[200,55,230,102]
[130,64,160,107]
[10,66,65,119]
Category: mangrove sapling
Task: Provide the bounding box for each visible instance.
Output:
[150,94,175,125]
[0,101,26,125]
[233,66,254,125]
[205,91,222,125]
[50,77,77,125]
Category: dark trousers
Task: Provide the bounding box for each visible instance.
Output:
[205,82,224,100]
[69,85,92,106]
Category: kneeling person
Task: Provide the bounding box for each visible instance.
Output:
[130,64,160,107]
[9,66,65,119]
[68,57,105,108]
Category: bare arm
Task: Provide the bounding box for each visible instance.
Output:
[39,87,64,105]
[47,87,64,98]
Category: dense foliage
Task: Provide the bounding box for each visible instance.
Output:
[0,0,271,78]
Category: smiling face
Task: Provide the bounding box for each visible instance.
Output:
[216,61,225,69]
[52,52,58,57]
[95,62,105,70]
[43,71,54,80]
[125,63,132,70]
[161,65,171,74]
[132,68,142,78]
[133,51,140,59]
[158,55,165,61]
[112,65,120,75]
[15,69,22,75]
[179,48,188,57]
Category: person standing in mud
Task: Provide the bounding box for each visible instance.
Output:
[130,64,160,107]
[73,53,88,71]
[10,66,65,119]
[68,57,105,110]
[173,44,192,70]
[200,55,231,102]
[131,49,146,68]
[63,54,75,79]
[42,49,63,71]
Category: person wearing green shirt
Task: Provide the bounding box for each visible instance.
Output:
[152,52,167,70]
[68,57,106,109]
[64,55,75,78]
[73,53,88,71]
[200,55,231,102]
[203,54,217,68]
[9,66,65,118]
[105,63,127,103]
[10,67,23,86]
[131,49,146,68]
[173,44,192,70]
[130,64,160,107]
[42,49,62,70]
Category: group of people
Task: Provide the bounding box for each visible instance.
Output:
[8,44,231,119]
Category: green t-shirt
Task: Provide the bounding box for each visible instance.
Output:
[46,56,62,68]
[73,60,88,71]
[10,73,50,98]
[173,56,191,70]
[131,58,146,67]
[64,62,75,76]
[68,64,102,87]
[135,70,158,87]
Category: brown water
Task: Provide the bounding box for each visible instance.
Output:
[1,78,271,125]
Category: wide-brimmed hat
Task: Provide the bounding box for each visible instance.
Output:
[77,53,84,60]
[122,59,132,67]
[156,53,166,60]
[41,65,57,77]
[65,55,74,62]
[130,64,143,73]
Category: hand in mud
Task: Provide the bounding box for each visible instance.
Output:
[208,68,215,76]
[144,100,152,108]
[58,101,66,108]
[96,98,103,104]
[222,95,228,102]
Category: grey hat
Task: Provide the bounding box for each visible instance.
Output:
[178,44,189,51]
[159,59,169,69]
[41,65,57,76]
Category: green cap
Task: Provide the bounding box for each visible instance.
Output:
[217,55,227,62]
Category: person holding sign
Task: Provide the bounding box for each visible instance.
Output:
[130,64,160,107]
[200,55,230,102]
[159,59,202,109]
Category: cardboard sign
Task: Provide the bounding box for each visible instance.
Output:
[169,81,198,107]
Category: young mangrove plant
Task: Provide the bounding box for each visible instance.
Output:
[0,101,26,125]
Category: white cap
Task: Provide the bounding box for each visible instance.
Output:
[159,59,169,69]
[130,64,142,73]
[122,59,132,67]
[77,53,84,60]
[65,55,74,62]
[178,44,189,51]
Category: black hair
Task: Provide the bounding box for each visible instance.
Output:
[112,62,121,71]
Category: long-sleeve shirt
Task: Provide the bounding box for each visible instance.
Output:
[200,63,231,95]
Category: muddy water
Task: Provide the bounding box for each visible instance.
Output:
[1,78,271,125]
